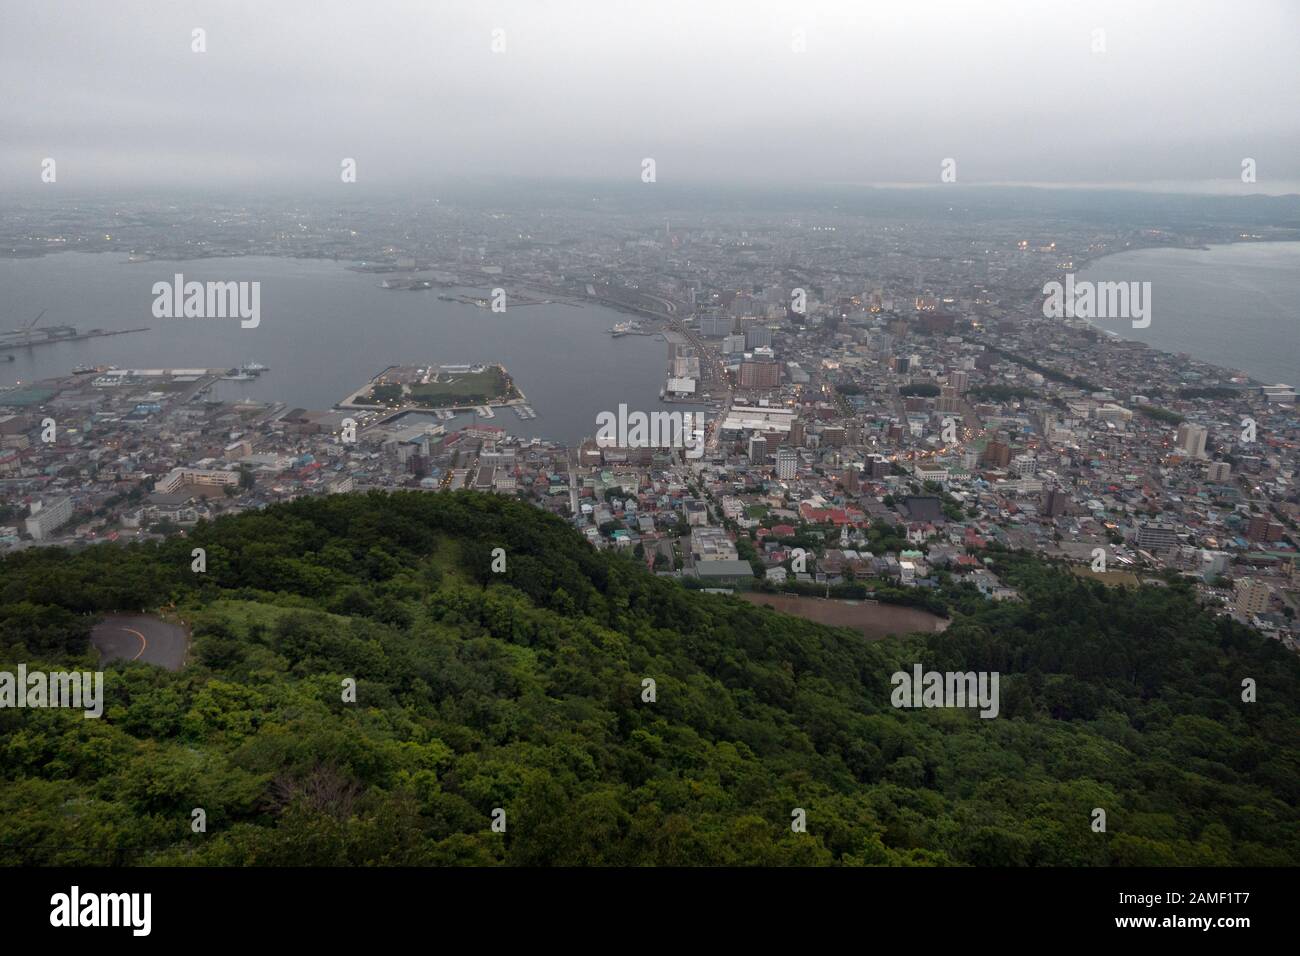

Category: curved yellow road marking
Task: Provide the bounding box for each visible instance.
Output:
[119,627,147,661]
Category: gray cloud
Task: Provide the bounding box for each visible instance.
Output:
[2,0,1297,192]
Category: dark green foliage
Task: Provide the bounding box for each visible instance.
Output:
[899,384,940,398]
[1,491,1297,866]
[1136,405,1185,425]
[973,341,1101,391]
[1177,387,1239,400]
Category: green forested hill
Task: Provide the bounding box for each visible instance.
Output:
[1,490,1297,866]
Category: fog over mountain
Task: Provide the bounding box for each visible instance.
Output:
[2,0,1298,193]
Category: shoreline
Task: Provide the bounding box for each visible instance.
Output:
[1065,235,1300,274]
[1033,239,1300,389]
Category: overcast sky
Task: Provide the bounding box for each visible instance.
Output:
[3,0,1298,193]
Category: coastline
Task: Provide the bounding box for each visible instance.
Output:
[1064,235,1299,274]
[1037,239,1300,389]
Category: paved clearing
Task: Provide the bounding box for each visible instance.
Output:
[90,614,189,671]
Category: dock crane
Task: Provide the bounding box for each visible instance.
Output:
[12,309,47,343]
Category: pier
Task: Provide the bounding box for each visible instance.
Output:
[0,326,150,351]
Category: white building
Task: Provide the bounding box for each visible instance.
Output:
[1011,454,1038,477]
[1262,384,1296,403]
[156,467,240,493]
[776,447,798,480]
[25,497,73,541]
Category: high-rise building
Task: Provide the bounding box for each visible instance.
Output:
[1136,522,1179,552]
[1234,577,1271,616]
[739,360,780,389]
[982,440,1011,469]
[1176,423,1208,459]
[776,447,797,479]
[745,326,773,349]
[1246,515,1271,542]
[1042,487,1069,518]
[843,465,860,493]
[697,311,733,337]
[1206,461,1231,482]
[748,434,767,463]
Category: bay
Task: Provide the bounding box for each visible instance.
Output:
[1074,241,1300,386]
[0,253,683,443]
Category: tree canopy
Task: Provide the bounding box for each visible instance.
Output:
[1,490,1297,866]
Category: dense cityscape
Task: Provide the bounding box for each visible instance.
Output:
[4,193,1298,652]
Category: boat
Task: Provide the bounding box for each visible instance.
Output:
[241,361,269,374]
[223,370,255,381]
[73,364,95,374]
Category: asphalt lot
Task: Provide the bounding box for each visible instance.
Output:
[90,614,189,671]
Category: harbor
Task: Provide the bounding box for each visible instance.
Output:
[221,361,270,382]
[0,253,692,444]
